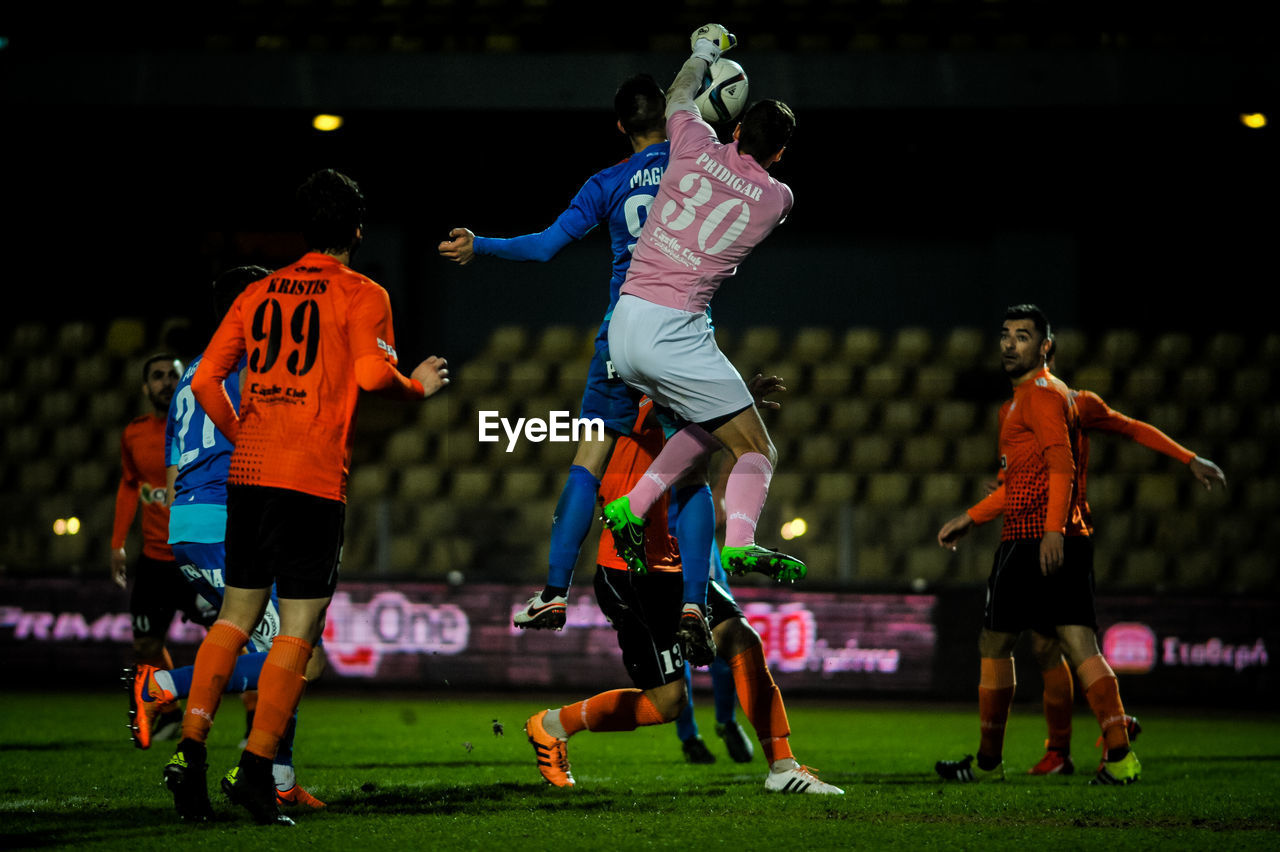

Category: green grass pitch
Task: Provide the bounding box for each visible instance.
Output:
[1,689,1276,850]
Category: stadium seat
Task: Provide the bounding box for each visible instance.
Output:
[1168,548,1221,590]
[853,544,894,585]
[1226,553,1274,594]
[501,468,547,501]
[19,460,60,493]
[888,327,934,364]
[533,324,587,361]
[348,465,393,501]
[901,435,947,472]
[410,500,458,539]
[881,400,924,435]
[885,506,934,548]
[86,393,129,429]
[1121,549,1168,588]
[384,427,429,465]
[1241,479,1280,513]
[417,395,456,431]
[1232,367,1270,405]
[850,434,895,472]
[507,360,552,397]
[861,363,905,399]
[932,400,978,436]
[1151,332,1193,368]
[1139,402,1187,438]
[827,398,875,432]
[482,325,528,361]
[1070,365,1113,398]
[904,545,950,586]
[775,397,821,433]
[449,468,494,503]
[0,389,27,425]
[4,424,43,457]
[951,434,996,474]
[1175,366,1217,404]
[1119,365,1164,404]
[56,321,96,356]
[104,317,147,357]
[917,472,965,506]
[790,326,834,363]
[1203,332,1245,369]
[734,326,782,365]
[1097,329,1142,366]
[940,327,984,370]
[442,427,484,464]
[47,530,90,569]
[797,434,842,470]
[1112,441,1159,473]
[838,328,883,366]
[1259,333,1280,367]
[809,362,854,398]
[812,471,857,504]
[1197,404,1240,439]
[71,356,116,392]
[1134,473,1180,510]
[913,365,955,400]
[49,425,94,461]
[1083,475,1128,514]
[1051,329,1088,367]
[22,354,65,388]
[399,464,444,500]
[864,472,912,507]
[9,321,49,354]
[766,471,809,507]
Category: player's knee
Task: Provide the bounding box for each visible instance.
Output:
[714,617,760,660]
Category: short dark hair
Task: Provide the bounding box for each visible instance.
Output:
[615,74,666,137]
[212,265,270,320]
[141,353,179,383]
[297,169,365,253]
[737,99,795,165]
[1004,303,1053,344]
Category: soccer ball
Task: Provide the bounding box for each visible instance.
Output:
[694,58,749,124]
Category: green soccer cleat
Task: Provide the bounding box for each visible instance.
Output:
[721,545,807,583]
[1090,750,1142,786]
[935,754,1006,783]
[601,497,649,574]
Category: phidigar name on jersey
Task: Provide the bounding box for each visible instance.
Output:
[694,153,763,201]
[266,278,329,295]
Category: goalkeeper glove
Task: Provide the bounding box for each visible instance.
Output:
[691,23,736,62]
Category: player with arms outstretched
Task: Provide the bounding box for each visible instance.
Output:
[602,25,803,661]
[164,170,449,825]
[935,304,1141,786]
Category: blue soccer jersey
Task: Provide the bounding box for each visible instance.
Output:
[165,354,244,544]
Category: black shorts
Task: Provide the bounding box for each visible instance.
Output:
[225,485,344,600]
[130,554,208,639]
[983,536,1096,635]
[593,567,744,691]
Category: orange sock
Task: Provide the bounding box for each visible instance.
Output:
[559,689,666,736]
[181,620,249,744]
[1041,659,1074,753]
[1078,654,1129,753]
[978,657,1016,765]
[245,635,313,760]
[728,645,793,765]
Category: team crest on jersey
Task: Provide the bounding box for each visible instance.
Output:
[377,337,398,359]
[1036,377,1048,387]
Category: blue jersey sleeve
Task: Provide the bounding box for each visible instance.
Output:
[472,174,608,262]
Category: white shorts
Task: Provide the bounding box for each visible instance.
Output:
[607,295,752,424]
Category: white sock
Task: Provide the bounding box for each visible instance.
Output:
[542,709,568,740]
[273,763,296,791]
[153,669,176,698]
[770,758,800,773]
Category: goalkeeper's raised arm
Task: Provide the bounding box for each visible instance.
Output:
[666,23,736,118]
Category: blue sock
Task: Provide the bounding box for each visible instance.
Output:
[673,484,714,608]
[675,662,698,742]
[547,465,601,592]
[711,657,738,724]
[163,652,265,700]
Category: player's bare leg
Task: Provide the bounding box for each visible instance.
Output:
[1057,624,1142,785]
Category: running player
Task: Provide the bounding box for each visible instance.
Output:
[524,393,841,794]
[163,170,449,825]
[111,352,201,742]
[934,304,1141,785]
[601,26,805,625]
[146,265,325,810]
[1022,371,1225,775]
[438,74,729,653]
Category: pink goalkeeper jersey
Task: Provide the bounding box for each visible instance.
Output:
[620,109,793,314]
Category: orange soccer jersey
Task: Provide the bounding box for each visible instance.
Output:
[112,413,174,561]
[967,367,1088,541]
[595,399,682,573]
[192,252,421,502]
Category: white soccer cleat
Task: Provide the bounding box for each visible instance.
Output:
[765,764,844,795]
[513,591,567,630]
